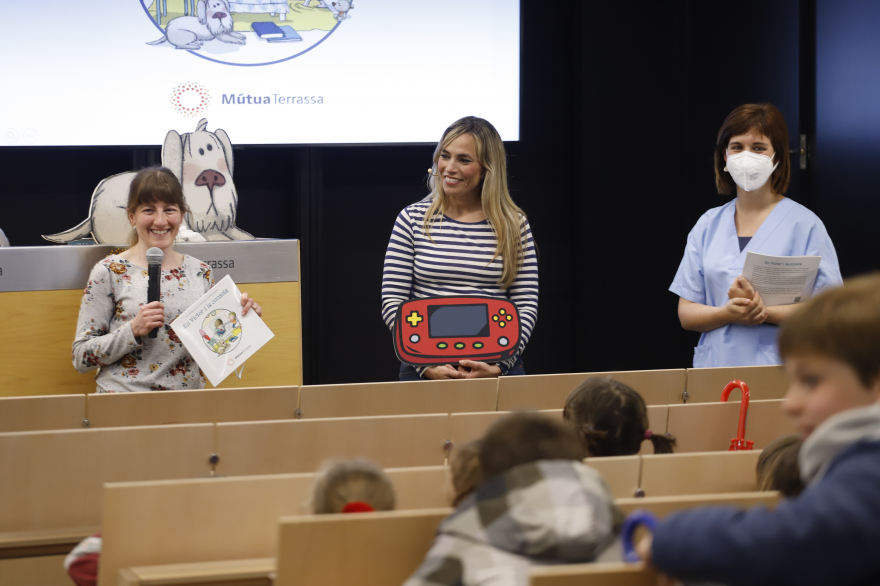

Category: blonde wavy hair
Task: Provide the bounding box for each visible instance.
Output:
[424,117,527,289]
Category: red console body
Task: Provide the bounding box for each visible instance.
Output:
[393,296,521,366]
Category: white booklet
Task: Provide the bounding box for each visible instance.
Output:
[742,252,821,306]
[170,275,274,386]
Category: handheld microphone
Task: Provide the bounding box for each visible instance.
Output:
[146,247,164,339]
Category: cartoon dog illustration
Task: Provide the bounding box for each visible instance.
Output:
[147,0,245,50]
[332,0,353,21]
[43,119,254,244]
[163,119,254,241]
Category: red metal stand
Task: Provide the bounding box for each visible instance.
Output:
[721,380,754,451]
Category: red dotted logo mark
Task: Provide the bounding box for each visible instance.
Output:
[170,82,211,117]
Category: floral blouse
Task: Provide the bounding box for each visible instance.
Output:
[72,254,214,393]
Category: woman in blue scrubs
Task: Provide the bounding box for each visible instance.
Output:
[670,103,841,368]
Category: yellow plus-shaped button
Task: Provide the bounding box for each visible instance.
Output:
[406,311,423,326]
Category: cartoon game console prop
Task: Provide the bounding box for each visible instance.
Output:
[42,118,254,245]
[393,296,521,367]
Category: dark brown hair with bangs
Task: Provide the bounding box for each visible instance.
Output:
[127,167,189,246]
[714,103,791,196]
[778,273,880,388]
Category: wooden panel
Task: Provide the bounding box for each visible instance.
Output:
[615,491,779,517]
[119,559,274,586]
[498,370,686,412]
[274,509,453,586]
[86,386,299,428]
[667,399,796,453]
[0,526,99,559]
[100,475,315,586]
[0,281,301,398]
[299,378,498,419]
[100,465,450,586]
[0,554,74,586]
[448,411,507,448]
[639,450,762,497]
[0,394,86,432]
[585,456,641,500]
[386,466,452,510]
[684,365,789,403]
[215,414,449,476]
[531,563,656,586]
[0,424,213,532]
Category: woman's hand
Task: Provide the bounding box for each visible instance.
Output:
[728,275,756,300]
[456,360,502,378]
[240,292,262,317]
[130,301,165,338]
[723,291,768,325]
[424,365,466,380]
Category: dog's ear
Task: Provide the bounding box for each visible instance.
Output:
[162,129,184,181]
[197,0,207,25]
[214,127,234,177]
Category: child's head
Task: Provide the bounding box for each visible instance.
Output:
[563,377,676,456]
[311,460,396,514]
[779,273,880,439]
[215,319,223,328]
[479,413,585,481]
[448,440,482,507]
[756,434,804,497]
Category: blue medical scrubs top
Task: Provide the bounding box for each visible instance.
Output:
[670,197,842,368]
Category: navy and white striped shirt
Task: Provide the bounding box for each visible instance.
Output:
[381,198,538,372]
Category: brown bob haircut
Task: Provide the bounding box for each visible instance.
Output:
[778,273,880,388]
[715,103,791,196]
[479,412,585,481]
[756,434,804,498]
[127,166,190,246]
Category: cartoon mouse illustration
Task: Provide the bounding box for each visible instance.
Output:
[43,119,254,244]
[147,0,246,50]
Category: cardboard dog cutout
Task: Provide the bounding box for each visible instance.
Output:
[43,119,254,244]
[394,296,522,367]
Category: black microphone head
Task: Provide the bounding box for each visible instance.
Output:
[146,247,164,266]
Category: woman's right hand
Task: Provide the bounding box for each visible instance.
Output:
[723,292,768,325]
[424,365,466,380]
[130,301,166,338]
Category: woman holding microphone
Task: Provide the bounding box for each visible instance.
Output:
[670,103,841,368]
[381,116,538,380]
[72,167,261,393]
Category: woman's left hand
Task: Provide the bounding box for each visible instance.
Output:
[456,360,502,378]
[240,292,262,317]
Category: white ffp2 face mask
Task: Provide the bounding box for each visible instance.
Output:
[725,151,778,192]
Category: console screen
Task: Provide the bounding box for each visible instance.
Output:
[428,305,490,338]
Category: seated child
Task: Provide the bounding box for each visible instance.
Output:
[756,434,804,497]
[640,273,880,585]
[404,413,622,586]
[447,440,482,507]
[563,377,676,455]
[311,459,396,514]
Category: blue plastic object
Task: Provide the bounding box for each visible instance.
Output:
[621,509,659,563]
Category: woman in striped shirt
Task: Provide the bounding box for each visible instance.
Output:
[381,117,538,381]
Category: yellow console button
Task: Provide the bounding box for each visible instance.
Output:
[499,309,506,315]
[473,342,484,349]
[499,321,506,328]
[492,315,499,321]
[437,342,448,349]
[454,342,466,350]
[506,315,512,321]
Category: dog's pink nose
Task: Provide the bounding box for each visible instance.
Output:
[195,170,226,191]
[212,11,227,19]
